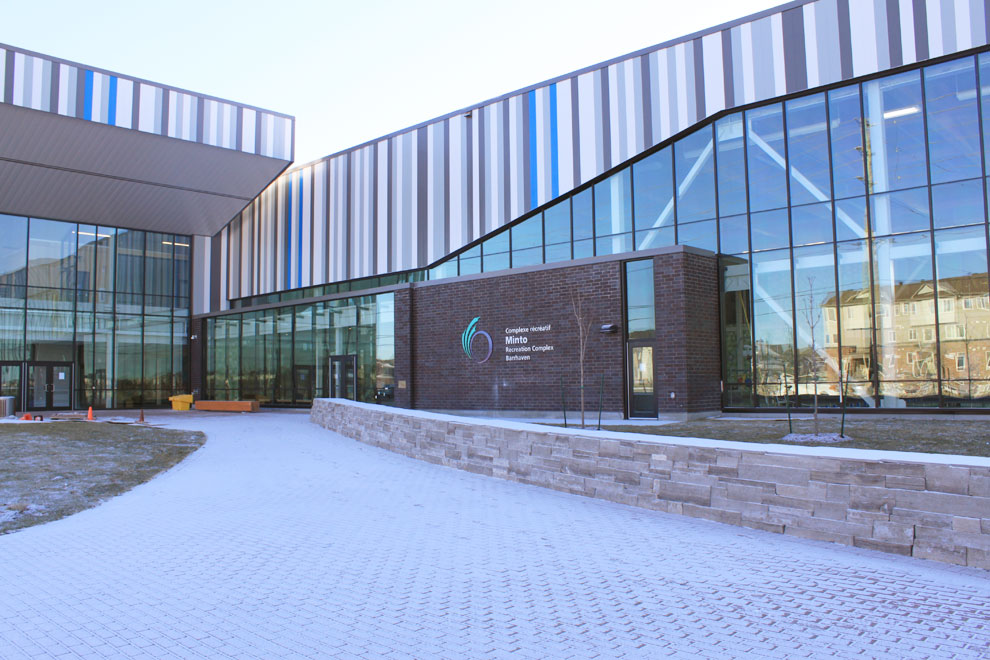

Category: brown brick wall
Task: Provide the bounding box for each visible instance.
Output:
[408,260,626,413]
[393,248,721,416]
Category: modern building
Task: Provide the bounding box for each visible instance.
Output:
[4,0,990,417]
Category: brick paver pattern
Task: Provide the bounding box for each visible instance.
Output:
[0,411,987,659]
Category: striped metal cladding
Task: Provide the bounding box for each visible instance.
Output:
[206,0,990,314]
[0,42,294,161]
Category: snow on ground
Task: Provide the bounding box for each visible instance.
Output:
[0,410,987,659]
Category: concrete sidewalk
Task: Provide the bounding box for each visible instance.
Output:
[0,411,987,659]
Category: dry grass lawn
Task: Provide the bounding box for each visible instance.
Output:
[600,417,990,457]
[0,422,204,534]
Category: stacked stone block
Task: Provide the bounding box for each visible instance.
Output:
[312,399,990,569]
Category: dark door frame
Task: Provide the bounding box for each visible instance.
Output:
[328,354,358,400]
[25,361,74,411]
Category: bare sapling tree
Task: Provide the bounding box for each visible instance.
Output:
[801,276,824,436]
[572,291,595,428]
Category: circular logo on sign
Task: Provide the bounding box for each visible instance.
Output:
[461,316,493,363]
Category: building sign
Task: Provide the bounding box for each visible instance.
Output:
[503,323,554,362]
[461,317,493,363]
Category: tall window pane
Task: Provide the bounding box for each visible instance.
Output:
[791,202,834,246]
[924,57,981,184]
[144,232,174,316]
[572,189,594,258]
[721,256,752,406]
[594,170,632,237]
[625,260,655,339]
[716,115,747,216]
[633,147,674,250]
[836,241,874,405]
[934,226,990,406]
[786,93,831,206]
[863,71,927,193]
[829,85,867,199]
[752,249,794,406]
[674,125,716,222]
[116,230,145,314]
[0,214,27,306]
[872,232,938,407]
[746,104,788,212]
[793,244,839,406]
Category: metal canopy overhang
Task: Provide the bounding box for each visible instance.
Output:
[0,102,291,236]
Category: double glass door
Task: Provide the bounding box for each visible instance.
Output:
[27,362,73,411]
[328,355,357,400]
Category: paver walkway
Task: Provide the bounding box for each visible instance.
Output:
[0,411,988,659]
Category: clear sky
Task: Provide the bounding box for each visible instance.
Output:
[3,0,784,164]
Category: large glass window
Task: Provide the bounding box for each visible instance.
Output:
[752,249,794,405]
[829,85,867,200]
[746,104,788,212]
[786,94,831,207]
[674,126,716,223]
[863,71,927,193]
[924,58,981,184]
[633,147,675,250]
[715,116,747,216]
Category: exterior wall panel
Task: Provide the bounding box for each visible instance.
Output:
[219,0,989,303]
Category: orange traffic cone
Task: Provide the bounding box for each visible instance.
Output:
[20,413,31,421]
[87,406,94,421]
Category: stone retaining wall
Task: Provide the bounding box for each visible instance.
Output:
[311,399,990,569]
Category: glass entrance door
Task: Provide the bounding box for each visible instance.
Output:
[27,362,73,411]
[328,355,357,400]
[628,345,656,417]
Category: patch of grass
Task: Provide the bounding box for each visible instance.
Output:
[597,418,990,457]
[0,422,204,534]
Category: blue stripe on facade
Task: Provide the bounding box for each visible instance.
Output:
[83,70,93,121]
[297,171,303,288]
[528,90,537,210]
[549,83,559,199]
[107,76,117,125]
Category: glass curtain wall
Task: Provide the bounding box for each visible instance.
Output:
[204,291,395,406]
[0,214,191,408]
[418,50,990,409]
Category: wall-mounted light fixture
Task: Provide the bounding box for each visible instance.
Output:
[599,323,619,334]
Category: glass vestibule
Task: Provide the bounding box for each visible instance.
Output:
[204,292,395,406]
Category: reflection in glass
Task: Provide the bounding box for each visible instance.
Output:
[934,226,990,406]
[791,203,833,246]
[829,85,866,199]
[872,232,938,406]
[793,244,838,405]
[674,126,716,222]
[594,170,632,238]
[870,187,930,235]
[28,218,76,289]
[863,71,927,193]
[925,57,981,184]
[746,104,787,212]
[625,260,655,339]
[786,93,831,207]
[572,189,593,241]
[721,257,752,405]
[719,215,749,255]
[0,215,27,288]
[753,249,794,405]
[631,346,654,393]
[677,220,716,252]
[716,116,747,216]
[544,201,570,244]
[750,209,789,251]
[836,241,875,406]
[634,147,674,249]
[932,179,985,228]
[834,197,869,242]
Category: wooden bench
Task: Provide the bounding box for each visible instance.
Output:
[193,400,260,413]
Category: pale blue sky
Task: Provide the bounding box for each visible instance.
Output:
[3,0,783,163]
